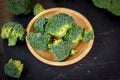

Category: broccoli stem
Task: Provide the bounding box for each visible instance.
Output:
[8,38,17,46]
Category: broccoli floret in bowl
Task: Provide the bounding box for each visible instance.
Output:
[48,39,71,62]
[63,25,83,46]
[45,13,75,38]
[27,32,51,51]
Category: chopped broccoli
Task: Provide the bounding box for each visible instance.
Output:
[70,49,78,56]
[92,0,120,16]
[27,32,51,50]
[34,17,48,33]
[1,22,25,46]
[33,3,45,16]
[82,30,94,42]
[63,26,83,45]
[48,39,71,61]
[45,13,75,38]
[7,0,31,15]
[4,59,23,78]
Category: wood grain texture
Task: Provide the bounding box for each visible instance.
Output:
[26,8,94,66]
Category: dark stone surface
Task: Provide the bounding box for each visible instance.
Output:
[0,0,120,80]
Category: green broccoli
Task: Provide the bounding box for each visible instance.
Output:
[45,13,75,38]
[108,0,120,16]
[82,30,94,42]
[27,32,51,50]
[33,3,45,16]
[92,0,110,9]
[92,0,120,16]
[7,0,31,15]
[34,17,48,33]
[1,22,25,46]
[4,59,23,78]
[70,49,78,56]
[63,26,83,45]
[48,39,71,61]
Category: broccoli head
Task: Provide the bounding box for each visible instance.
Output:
[82,30,94,42]
[92,0,120,16]
[27,32,51,50]
[7,0,31,15]
[4,59,23,78]
[108,0,120,16]
[33,3,45,16]
[34,17,48,33]
[1,22,25,46]
[48,39,71,61]
[63,26,83,45]
[45,13,75,38]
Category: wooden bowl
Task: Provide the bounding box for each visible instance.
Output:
[26,8,94,66]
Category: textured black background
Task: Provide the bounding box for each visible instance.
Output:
[0,0,120,80]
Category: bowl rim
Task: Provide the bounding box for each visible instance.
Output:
[26,7,94,66]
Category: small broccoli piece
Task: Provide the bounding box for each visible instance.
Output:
[33,3,45,16]
[34,17,48,33]
[70,49,78,56]
[45,13,75,38]
[48,39,71,61]
[82,30,94,42]
[7,0,31,15]
[63,26,83,45]
[1,22,25,46]
[27,32,51,50]
[4,59,23,78]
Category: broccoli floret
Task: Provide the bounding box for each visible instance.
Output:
[82,30,94,42]
[92,0,110,9]
[63,26,83,45]
[27,32,51,50]
[1,22,25,46]
[92,0,120,16]
[48,39,71,61]
[45,13,75,38]
[34,17,48,33]
[7,0,31,15]
[33,3,45,16]
[4,59,23,78]
[108,0,120,16]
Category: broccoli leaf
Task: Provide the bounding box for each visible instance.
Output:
[4,59,23,78]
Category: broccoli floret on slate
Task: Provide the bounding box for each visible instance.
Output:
[1,22,25,46]
[4,59,23,78]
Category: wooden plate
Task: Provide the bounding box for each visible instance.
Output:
[26,8,94,66]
